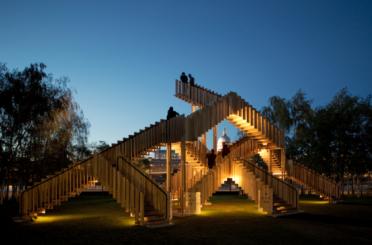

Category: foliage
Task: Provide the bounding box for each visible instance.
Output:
[90,140,110,154]
[0,63,89,196]
[262,88,372,186]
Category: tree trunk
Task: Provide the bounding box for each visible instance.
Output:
[358,175,363,197]
[351,175,355,197]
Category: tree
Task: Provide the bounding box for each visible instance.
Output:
[0,63,89,201]
[262,88,372,192]
[262,96,292,133]
[90,140,110,153]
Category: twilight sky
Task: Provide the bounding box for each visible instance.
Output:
[1,0,371,145]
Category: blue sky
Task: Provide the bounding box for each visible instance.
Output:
[1,0,371,145]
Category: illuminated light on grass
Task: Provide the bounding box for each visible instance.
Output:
[197,199,264,217]
[34,215,84,223]
[300,200,329,205]
[34,214,135,227]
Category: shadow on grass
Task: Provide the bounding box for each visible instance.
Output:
[281,212,372,228]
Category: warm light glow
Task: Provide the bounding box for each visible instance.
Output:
[300,200,329,205]
[34,214,134,226]
[230,176,241,186]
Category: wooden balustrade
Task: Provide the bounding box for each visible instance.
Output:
[176,80,285,148]
[102,116,185,162]
[19,117,183,222]
[20,154,170,224]
[117,157,169,223]
[171,140,209,200]
[187,141,208,166]
[241,159,298,210]
[286,160,341,199]
[20,81,298,222]
[20,157,94,217]
[175,80,221,107]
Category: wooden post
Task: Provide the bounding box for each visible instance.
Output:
[180,138,186,215]
[166,143,172,193]
[281,148,286,179]
[201,132,207,162]
[139,192,144,225]
[268,149,272,173]
[213,126,217,152]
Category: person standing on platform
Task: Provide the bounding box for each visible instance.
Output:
[180,72,188,84]
[188,74,195,86]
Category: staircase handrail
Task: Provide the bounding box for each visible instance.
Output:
[286,160,341,199]
[118,156,170,220]
[241,159,298,209]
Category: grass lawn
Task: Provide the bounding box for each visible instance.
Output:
[4,192,372,245]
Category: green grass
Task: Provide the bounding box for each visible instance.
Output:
[5,192,372,245]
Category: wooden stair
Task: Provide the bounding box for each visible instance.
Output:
[272,196,300,217]
[144,202,171,228]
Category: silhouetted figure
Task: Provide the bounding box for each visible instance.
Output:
[166,106,179,120]
[206,149,216,169]
[180,72,188,84]
[188,74,195,86]
[221,143,230,158]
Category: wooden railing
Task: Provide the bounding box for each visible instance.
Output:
[171,141,209,199]
[228,137,260,160]
[241,159,298,210]
[20,116,184,222]
[189,138,260,203]
[175,80,221,107]
[180,88,284,147]
[102,116,185,162]
[20,156,96,217]
[189,155,231,205]
[116,157,170,223]
[187,140,208,166]
[286,160,341,199]
[20,154,170,224]
[230,138,298,210]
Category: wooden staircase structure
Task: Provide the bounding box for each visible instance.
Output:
[19,78,340,226]
[20,117,185,226]
[176,80,340,200]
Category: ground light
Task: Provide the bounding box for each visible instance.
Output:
[197,194,265,217]
[34,213,135,227]
[300,200,330,205]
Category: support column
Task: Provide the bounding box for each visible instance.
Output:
[201,133,207,160]
[166,143,172,192]
[268,149,272,173]
[213,126,217,152]
[180,138,186,216]
[281,148,286,179]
